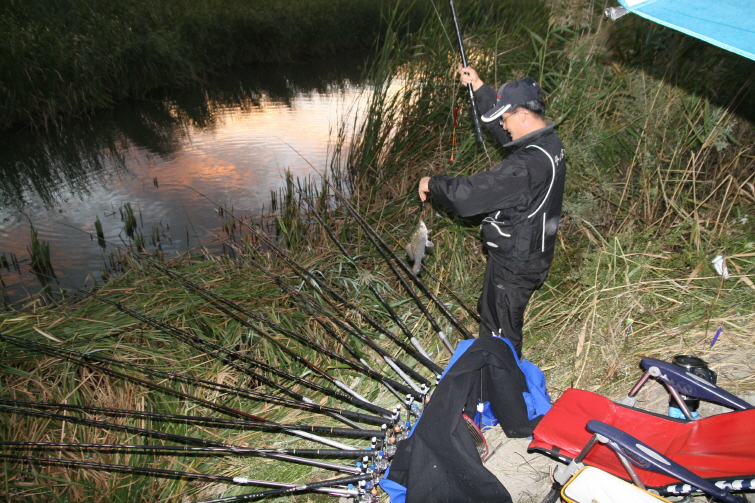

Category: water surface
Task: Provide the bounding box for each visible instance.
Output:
[0,57,370,305]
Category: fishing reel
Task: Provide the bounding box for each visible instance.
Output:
[337,447,385,503]
[350,384,435,502]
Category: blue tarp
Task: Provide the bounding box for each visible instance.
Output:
[617,0,755,61]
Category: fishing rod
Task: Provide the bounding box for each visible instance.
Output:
[241,251,431,393]
[49,220,418,405]
[137,254,422,400]
[27,272,393,421]
[0,454,369,498]
[0,404,362,473]
[450,0,489,157]
[0,398,383,439]
[0,331,389,428]
[196,474,375,503]
[0,441,377,458]
[199,473,377,503]
[303,200,442,374]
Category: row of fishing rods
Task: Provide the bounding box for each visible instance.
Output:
[0,328,394,502]
[0,306,398,503]
[1,176,485,502]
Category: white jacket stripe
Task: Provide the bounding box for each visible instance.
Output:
[525,144,556,219]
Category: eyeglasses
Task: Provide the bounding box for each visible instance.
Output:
[499,111,515,127]
[499,108,527,127]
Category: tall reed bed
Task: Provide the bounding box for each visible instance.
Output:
[328,0,755,398]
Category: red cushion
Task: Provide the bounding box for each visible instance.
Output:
[529,388,755,487]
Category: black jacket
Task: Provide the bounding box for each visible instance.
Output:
[428,85,566,272]
[385,337,540,502]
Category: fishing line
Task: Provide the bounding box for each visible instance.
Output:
[429,0,456,52]
[427,0,464,165]
[450,0,494,166]
[450,105,459,161]
[0,441,377,458]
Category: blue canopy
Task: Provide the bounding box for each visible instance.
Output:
[616,0,755,61]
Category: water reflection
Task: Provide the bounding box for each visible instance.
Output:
[0,56,369,305]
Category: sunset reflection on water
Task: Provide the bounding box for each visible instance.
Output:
[0,59,374,304]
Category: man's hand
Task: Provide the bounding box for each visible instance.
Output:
[418,177,431,202]
[458,65,483,91]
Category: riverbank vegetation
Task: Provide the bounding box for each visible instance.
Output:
[2,0,755,501]
[343,0,755,397]
[0,0,433,131]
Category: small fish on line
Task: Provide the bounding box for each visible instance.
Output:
[405,220,433,276]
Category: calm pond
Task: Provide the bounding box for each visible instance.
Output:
[0,56,372,305]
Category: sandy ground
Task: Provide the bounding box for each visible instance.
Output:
[482,428,553,503]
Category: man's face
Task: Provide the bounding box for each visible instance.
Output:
[500,109,525,140]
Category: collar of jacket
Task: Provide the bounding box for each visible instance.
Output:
[503,122,555,152]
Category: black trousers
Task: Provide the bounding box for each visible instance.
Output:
[477,253,548,355]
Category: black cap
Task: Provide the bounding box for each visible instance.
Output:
[481,77,543,123]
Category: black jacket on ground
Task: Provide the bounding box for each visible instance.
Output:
[385,337,540,502]
[428,84,566,273]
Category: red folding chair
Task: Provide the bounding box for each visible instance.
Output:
[529,358,755,502]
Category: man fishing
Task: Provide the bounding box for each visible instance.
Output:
[418,66,566,357]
